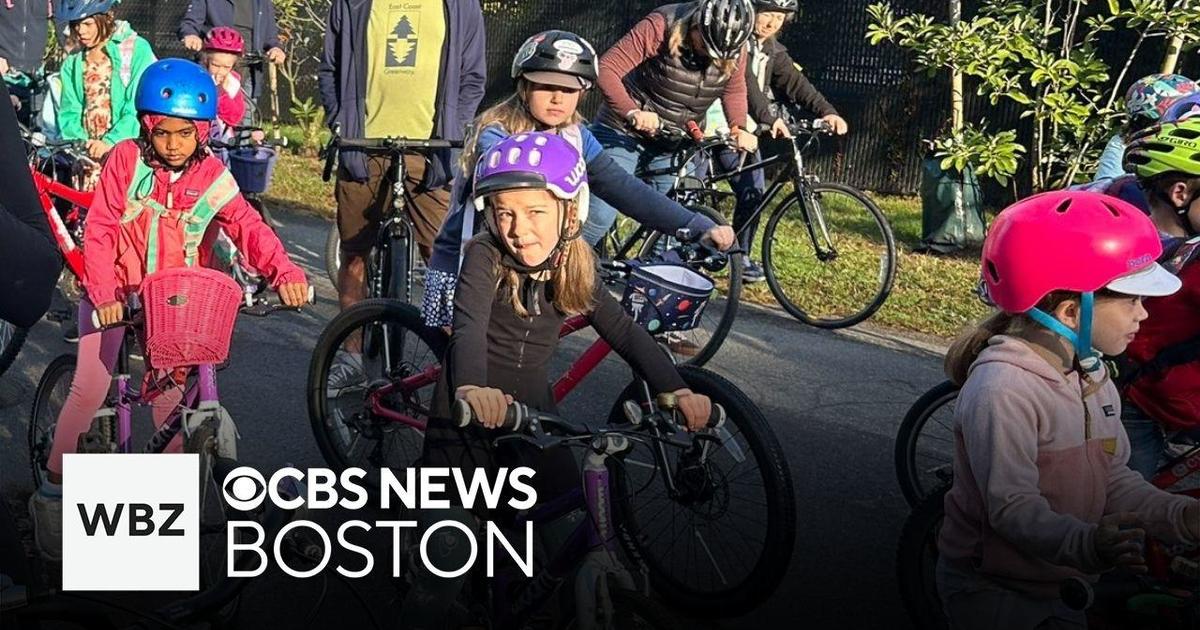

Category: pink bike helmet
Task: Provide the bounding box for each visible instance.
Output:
[203,27,245,55]
[980,191,1179,368]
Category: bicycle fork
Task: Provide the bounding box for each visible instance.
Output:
[574,437,637,630]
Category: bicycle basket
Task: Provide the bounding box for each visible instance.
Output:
[141,267,243,369]
[620,262,714,333]
[228,146,277,193]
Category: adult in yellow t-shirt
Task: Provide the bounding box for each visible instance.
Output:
[317,0,487,316]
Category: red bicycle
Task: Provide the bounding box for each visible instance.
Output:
[305,242,795,617]
[0,133,94,377]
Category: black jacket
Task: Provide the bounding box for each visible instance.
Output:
[0,82,62,327]
[0,0,49,75]
[746,37,838,124]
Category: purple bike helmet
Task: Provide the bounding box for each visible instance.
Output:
[473,132,590,270]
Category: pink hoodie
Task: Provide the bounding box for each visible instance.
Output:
[938,334,1197,598]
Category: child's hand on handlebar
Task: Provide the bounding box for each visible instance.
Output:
[733,129,758,153]
[456,386,514,430]
[704,225,736,251]
[629,110,661,135]
[673,388,713,432]
[94,301,124,328]
[1094,512,1147,573]
[277,282,311,308]
[86,139,111,160]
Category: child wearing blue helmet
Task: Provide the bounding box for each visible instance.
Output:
[28,58,309,562]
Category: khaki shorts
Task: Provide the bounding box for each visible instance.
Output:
[334,153,450,261]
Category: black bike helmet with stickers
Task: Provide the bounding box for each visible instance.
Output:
[695,0,755,60]
[511,30,599,90]
[752,0,798,12]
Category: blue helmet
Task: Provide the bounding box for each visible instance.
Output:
[56,0,117,23]
[135,59,218,121]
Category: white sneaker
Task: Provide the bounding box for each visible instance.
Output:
[326,350,365,398]
[29,491,63,562]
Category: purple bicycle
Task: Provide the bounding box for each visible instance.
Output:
[27,267,312,597]
[432,396,728,629]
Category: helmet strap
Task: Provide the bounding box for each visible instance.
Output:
[1027,292,1102,373]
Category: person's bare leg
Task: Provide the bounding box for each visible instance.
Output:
[338,251,367,311]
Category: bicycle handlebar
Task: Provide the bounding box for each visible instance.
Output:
[1059,575,1195,612]
[91,286,315,329]
[320,122,463,182]
[452,398,727,449]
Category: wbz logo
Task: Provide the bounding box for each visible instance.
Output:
[62,454,199,591]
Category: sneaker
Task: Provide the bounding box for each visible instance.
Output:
[29,490,63,562]
[743,259,766,284]
[62,319,79,344]
[326,350,366,398]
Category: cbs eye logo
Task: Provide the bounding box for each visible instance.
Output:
[222,467,268,511]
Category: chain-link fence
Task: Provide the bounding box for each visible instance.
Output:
[108,0,1195,195]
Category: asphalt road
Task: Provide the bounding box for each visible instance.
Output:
[0,206,948,629]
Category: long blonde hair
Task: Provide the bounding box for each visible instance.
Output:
[666,9,738,78]
[460,78,586,176]
[943,291,1077,386]
[492,199,596,318]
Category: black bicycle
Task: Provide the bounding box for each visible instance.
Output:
[320,124,461,305]
[693,119,898,329]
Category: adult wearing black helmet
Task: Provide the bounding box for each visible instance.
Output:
[708,0,847,281]
[583,0,757,245]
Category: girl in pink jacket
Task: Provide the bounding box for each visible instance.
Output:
[29,59,308,561]
[937,191,1200,629]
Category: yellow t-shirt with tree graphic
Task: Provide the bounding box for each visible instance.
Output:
[365,0,447,138]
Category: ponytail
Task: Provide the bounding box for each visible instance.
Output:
[943,290,1080,386]
[944,312,1018,386]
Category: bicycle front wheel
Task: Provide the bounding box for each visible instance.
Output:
[307,299,446,484]
[762,183,897,329]
[895,381,959,508]
[28,354,76,488]
[638,205,743,367]
[608,366,795,617]
[896,485,949,630]
[0,320,28,378]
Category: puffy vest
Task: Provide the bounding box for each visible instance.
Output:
[600,3,734,131]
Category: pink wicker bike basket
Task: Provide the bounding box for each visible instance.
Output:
[141,267,243,369]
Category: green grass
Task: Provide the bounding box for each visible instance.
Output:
[262,147,987,341]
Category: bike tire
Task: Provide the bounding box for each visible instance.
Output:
[638,205,743,367]
[325,222,342,287]
[0,320,29,378]
[307,299,447,483]
[762,183,897,329]
[185,417,242,625]
[608,366,795,617]
[28,354,76,488]
[562,588,687,630]
[895,381,960,508]
[896,485,949,630]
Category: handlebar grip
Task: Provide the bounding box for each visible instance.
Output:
[685,120,705,142]
[707,403,727,431]
[321,143,336,182]
[452,398,528,431]
[91,310,101,330]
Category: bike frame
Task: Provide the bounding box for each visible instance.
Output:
[31,168,90,279]
[104,326,217,455]
[364,314,610,431]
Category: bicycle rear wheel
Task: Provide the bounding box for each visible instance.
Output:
[896,485,949,630]
[633,205,743,367]
[307,299,446,484]
[762,183,897,329]
[895,381,959,508]
[608,367,795,617]
[0,320,28,378]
